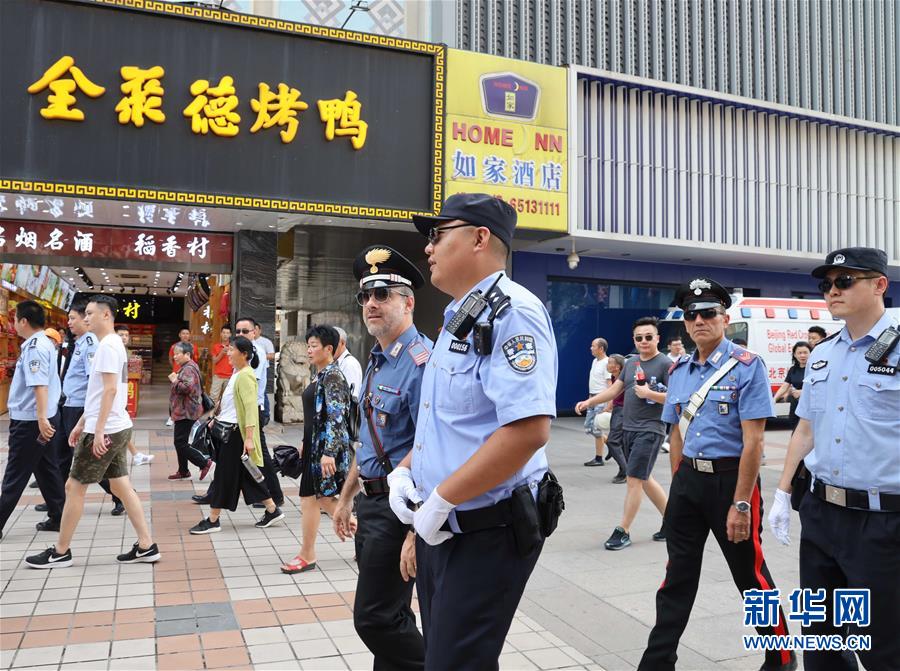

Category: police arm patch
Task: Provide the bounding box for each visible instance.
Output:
[29,359,41,373]
[501,335,537,373]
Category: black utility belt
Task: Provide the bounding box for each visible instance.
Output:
[440,498,514,534]
[812,479,900,512]
[681,456,741,473]
[360,476,390,496]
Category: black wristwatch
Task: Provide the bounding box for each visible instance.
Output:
[733,500,751,513]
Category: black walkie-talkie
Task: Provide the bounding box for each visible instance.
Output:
[865,326,900,364]
[446,291,489,339]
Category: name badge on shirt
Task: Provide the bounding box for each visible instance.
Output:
[718,402,729,415]
[448,339,471,355]
[867,364,897,376]
[711,351,723,364]
[389,341,403,357]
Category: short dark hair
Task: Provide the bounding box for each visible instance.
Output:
[667,336,682,345]
[88,294,118,316]
[632,316,659,332]
[221,324,232,332]
[174,341,194,357]
[235,316,257,329]
[15,300,46,328]
[305,324,340,354]
[116,325,130,334]
[230,335,260,369]
[178,327,191,334]
[808,325,827,338]
[69,300,88,317]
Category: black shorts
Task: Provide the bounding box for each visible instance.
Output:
[623,431,664,480]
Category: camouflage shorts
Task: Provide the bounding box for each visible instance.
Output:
[70,428,131,484]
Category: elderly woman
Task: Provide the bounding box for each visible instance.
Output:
[281,325,352,574]
[190,336,284,534]
[167,342,209,481]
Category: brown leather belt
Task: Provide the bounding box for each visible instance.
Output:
[360,477,390,496]
[681,456,741,473]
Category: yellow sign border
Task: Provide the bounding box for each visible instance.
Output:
[3,0,445,219]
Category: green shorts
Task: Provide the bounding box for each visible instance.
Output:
[70,428,132,484]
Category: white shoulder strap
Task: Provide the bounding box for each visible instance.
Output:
[677,357,741,441]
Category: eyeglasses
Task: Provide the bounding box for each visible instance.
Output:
[356,287,405,306]
[236,328,252,334]
[633,335,656,342]
[427,223,478,244]
[817,275,880,293]
[684,308,721,322]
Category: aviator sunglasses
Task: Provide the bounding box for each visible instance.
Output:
[817,275,880,293]
[683,308,721,322]
[633,334,657,342]
[356,286,404,307]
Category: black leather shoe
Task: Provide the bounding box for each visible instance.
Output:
[192,495,211,504]
[35,503,48,512]
[110,502,125,516]
[36,518,60,532]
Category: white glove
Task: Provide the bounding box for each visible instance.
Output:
[387,467,423,525]
[768,488,792,546]
[413,489,456,546]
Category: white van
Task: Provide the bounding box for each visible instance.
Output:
[659,294,844,418]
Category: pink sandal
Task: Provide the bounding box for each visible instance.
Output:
[281,556,317,574]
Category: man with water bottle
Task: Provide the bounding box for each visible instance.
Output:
[575,316,670,550]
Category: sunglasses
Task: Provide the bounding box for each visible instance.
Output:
[235,328,253,334]
[427,223,478,244]
[684,308,721,322]
[356,287,404,306]
[817,275,880,293]
[633,334,656,342]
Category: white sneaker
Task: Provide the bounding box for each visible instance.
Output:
[133,453,154,466]
[661,442,670,453]
[165,418,174,427]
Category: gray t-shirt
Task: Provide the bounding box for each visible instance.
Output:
[621,353,671,435]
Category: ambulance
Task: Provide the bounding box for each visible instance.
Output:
[658,292,844,418]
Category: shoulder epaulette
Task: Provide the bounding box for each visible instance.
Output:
[817,331,840,346]
[730,347,757,365]
[26,339,38,349]
[668,354,690,375]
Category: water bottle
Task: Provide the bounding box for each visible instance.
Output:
[241,454,265,483]
[647,376,658,404]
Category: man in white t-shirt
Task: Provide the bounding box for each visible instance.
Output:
[334,326,363,400]
[26,295,160,569]
[584,337,612,467]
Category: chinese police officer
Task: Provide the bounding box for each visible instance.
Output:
[388,193,559,669]
[0,300,66,539]
[639,279,795,671]
[332,245,431,670]
[769,247,899,670]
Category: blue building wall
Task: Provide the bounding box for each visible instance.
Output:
[513,250,900,412]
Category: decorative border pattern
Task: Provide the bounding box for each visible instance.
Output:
[6,0,445,219]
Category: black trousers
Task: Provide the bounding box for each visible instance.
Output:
[605,406,627,474]
[174,419,194,474]
[56,405,84,481]
[353,494,424,671]
[258,404,283,504]
[640,466,792,670]
[0,417,66,532]
[206,429,270,511]
[416,525,543,671]
[799,493,900,671]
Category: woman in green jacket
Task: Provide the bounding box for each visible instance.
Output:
[190,336,284,534]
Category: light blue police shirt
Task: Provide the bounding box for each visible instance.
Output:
[63,332,98,408]
[253,339,266,407]
[357,324,432,480]
[9,331,62,421]
[797,310,900,494]
[662,337,775,459]
[411,272,558,529]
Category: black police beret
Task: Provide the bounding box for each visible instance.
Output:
[811,247,888,279]
[353,245,424,290]
[673,278,732,311]
[412,193,517,249]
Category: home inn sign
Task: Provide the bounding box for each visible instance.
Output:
[0,0,445,220]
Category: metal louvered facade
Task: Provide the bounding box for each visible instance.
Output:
[456,0,899,127]
[573,69,900,267]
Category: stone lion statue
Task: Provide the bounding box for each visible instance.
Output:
[275,340,311,424]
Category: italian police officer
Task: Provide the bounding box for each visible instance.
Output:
[0,300,66,539]
[639,279,795,671]
[769,247,899,671]
[332,245,431,670]
[387,193,559,670]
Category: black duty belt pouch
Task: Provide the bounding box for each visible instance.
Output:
[790,460,809,512]
[210,420,237,455]
[537,470,565,537]
[509,484,543,557]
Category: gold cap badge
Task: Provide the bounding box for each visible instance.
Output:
[365,248,391,274]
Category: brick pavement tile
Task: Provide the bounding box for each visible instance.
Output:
[0,632,23,650]
[237,611,279,629]
[155,580,189,594]
[204,646,251,669]
[187,568,222,580]
[198,589,229,603]
[156,651,204,670]
[67,625,113,644]
[269,596,308,611]
[20,629,68,648]
[157,634,201,654]
[189,578,225,590]
[314,606,353,622]
[304,594,344,608]
[0,617,31,632]
[110,638,156,659]
[155,592,192,607]
[199,630,244,650]
[277,609,317,626]
[154,605,195,621]
[232,599,271,614]
[112,622,156,640]
[27,614,73,631]
[114,607,155,624]
[72,611,114,627]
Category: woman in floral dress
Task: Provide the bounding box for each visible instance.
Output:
[281,325,352,574]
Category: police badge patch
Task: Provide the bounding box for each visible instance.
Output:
[501,335,537,373]
[29,359,41,374]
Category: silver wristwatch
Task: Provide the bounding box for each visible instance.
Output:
[733,500,751,513]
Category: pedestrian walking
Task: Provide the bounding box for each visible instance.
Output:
[769,247,899,671]
[25,295,160,568]
[210,324,233,402]
[167,342,211,481]
[583,337,611,467]
[389,193,560,669]
[330,245,430,669]
[576,317,670,549]
[0,300,66,540]
[334,326,363,400]
[639,278,794,671]
[772,341,811,429]
[604,354,629,483]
